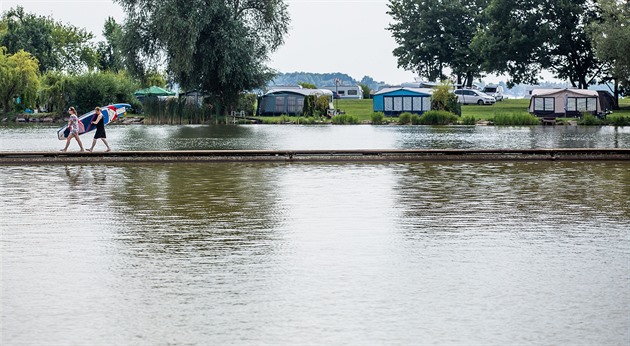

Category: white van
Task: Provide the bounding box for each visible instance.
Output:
[482,84,504,101]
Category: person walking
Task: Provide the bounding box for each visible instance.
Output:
[60,107,84,152]
[87,107,111,152]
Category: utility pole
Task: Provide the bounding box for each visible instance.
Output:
[335,78,340,111]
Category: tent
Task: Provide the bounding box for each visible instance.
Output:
[134,86,176,97]
[529,88,600,117]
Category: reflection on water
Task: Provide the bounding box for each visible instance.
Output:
[1,124,630,151]
[1,162,629,345]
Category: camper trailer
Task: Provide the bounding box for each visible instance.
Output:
[529,89,600,117]
[321,85,363,99]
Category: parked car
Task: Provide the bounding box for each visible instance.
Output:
[482,85,504,101]
[454,89,496,105]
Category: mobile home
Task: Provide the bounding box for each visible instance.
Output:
[257,87,333,116]
[321,85,363,99]
[373,87,433,115]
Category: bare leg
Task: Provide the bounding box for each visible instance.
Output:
[61,135,72,151]
[87,139,96,152]
[76,136,84,152]
[102,138,111,152]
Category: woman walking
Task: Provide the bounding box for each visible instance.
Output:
[60,107,84,152]
[87,107,111,152]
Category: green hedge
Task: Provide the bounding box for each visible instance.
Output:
[493,113,540,125]
[418,110,459,125]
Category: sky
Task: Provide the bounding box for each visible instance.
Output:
[2,0,515,85]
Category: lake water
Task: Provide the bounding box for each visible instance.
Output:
[1,124,629,151]
[1,125,629,345]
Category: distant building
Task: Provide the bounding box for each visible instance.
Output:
[321,85,363,99]
[373,87,434,115]
[256,87,334,116]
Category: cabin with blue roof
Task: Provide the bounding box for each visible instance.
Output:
[373,87,433,115]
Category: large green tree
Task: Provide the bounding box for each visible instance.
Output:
[589,0,630,107]
[115,0,289,113]
[97,17,125,73]
[0,47,40,114]
[474,0,601,88]
[0,6,98,73]
[387,0,488,87]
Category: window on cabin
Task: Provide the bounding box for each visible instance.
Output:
[393,97,403,111]
[567,97,597,112]
[534,97,554,111]
[275,96,285,113]
[413,97,422,111]
[422,97,431,111]
[287,97,297,113]
[384,97,393,111]
[403,97,412,111]
[348,90,357,96]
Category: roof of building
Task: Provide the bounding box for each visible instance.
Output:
[374,87,434,96]
[264,88,333,97]
[531,88,599,97]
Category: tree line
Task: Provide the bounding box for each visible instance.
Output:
[387,0,629,106]
[0,0,289,116]
[2,0,628,116]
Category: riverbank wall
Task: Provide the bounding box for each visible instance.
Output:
[1,149,629,164]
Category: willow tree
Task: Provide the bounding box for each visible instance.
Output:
[115,0,290,114]
[0,48,40,114]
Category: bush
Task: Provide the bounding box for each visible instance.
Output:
[605,113,630,126]
[398,112,412,124]
[578,113,604,126]
[411,114,421,125]
[331,114,359,124]
[418,110,459,125]
[371,112,384,124]
[141,97,215,124]
[236,93,257,116]
[431,80,461,116]
[493,113,540,125]
[461,115,476,125]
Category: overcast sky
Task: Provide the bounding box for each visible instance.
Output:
[2,0,514,85]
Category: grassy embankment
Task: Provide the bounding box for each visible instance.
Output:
[335,97,630,123]
[6,96,630,124]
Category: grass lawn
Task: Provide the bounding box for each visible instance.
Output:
[334,98,533,121]
[336,97,630,121]
[249,96,629,124]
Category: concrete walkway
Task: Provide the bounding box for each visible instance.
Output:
[1,149,629,164]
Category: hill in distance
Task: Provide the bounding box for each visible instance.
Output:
[270,72,387,91]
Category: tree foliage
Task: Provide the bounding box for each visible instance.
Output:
[97,17,125,73]
[39,71,138,115]
[474,0,601,89]
[589,0,630,103]
[0,47,40,113]
[387,0,487,86]
[0,6,98,73]
[431,80,460,115]
[298,82,317,89]
[115,0,290,114]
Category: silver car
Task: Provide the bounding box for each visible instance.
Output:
[454,89,496,105]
